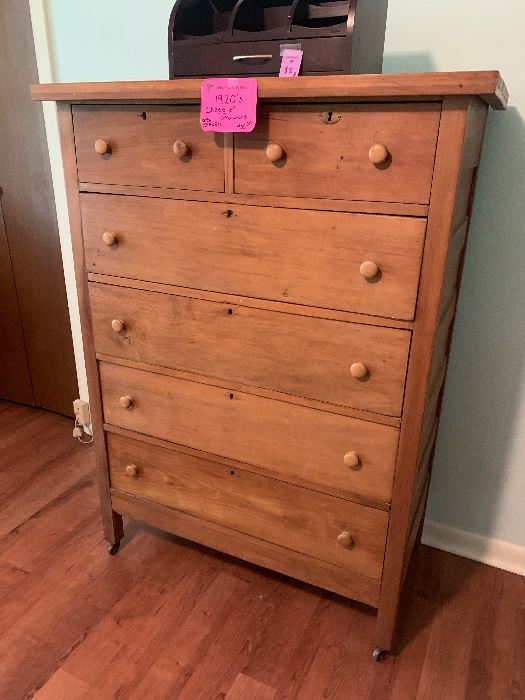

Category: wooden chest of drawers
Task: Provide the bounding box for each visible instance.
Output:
[32,72,507,657]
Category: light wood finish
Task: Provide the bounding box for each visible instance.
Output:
[100,361,399,504]
[56,104,123,545]
[118,395,133,409]
[360,260,380,280]
[98,355,402,432]
[81,194,426,321]
[94,138,109,155]
[350,362,369,380]
[368,143,389,164]
[105,423,391,511]
[89,282,411,417]
[343,452,360,469]
[110,318,125,333]
[124,463,138,478]
[73,105,225,192]
[113,489,381,607]
[172,139,189,157]
[234,104,441,203]
[31,71,508,109]
[337,531,356,549]
[108,433,388,580]
[375,96,489,653]
[265,143,285,163]
[102,230,117,246]
[37,75,503,658]
[88,272,414,333]
[79,182,430,217]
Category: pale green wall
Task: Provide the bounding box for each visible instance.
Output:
[45,0,525,548]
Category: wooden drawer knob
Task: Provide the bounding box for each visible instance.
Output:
[350,362,369,379]
[369,143,389,165]
[125,464,139,478]
[360,261,380,280]
[173,140,190,158]
[266,143,285,163]
[102,231,118,247]
[94,139,110,155]
[119,395,133,409]
[337,531,355,549]
[343,451,360,469]
[111,319,126,333]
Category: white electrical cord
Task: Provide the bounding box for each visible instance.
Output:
[73,416,94,444]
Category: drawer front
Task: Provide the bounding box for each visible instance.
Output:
[90,282,410,416]
[171,37,347,77]
[100,362,399,503]
[108,433,389,580]
[73,105,225,192]
[82,194,426,320]
[234,104,441,203]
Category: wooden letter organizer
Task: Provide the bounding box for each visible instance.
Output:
[32,71,507,657]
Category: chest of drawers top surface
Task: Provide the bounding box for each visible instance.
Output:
[32,72,506,655]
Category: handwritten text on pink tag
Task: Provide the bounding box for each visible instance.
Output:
[200,78,257,133]
[279,49,303,77]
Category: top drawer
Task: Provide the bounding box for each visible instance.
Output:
[73,105,225,192]
[234,104,441,203]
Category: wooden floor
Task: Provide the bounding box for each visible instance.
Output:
[1,400,523,700]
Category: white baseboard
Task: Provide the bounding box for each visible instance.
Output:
[422,520,525,577]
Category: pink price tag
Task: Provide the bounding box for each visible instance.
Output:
[279,49,303,77]
[200,78,257,133]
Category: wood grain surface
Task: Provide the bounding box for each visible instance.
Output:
[99,361,400,504]
[73,105,225,192]
[235,104,441,204]
[30,70,509,109]
[89,281,411,416]
[108,433,389,580]
[375,96,488,652]
[81,194,426,320]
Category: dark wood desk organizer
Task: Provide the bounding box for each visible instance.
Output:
[168,0,388,77]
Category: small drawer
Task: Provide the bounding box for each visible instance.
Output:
[234,103,441,204]
[81,194,426,321]
[100,362,400,503]
[90,282,411,417]
[171,37,347,77]
[108,433,389,580]
[73,105,225,192]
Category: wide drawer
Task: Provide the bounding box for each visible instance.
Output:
[73,105,225,192]
[108,433,389,580]
[234,104,441,203]
[90,282,410,416]
[100,362,399,503]
[82,194,426,320]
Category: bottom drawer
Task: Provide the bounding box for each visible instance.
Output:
[108,433,389,582]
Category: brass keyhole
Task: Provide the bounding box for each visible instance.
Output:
[320,110,341,125]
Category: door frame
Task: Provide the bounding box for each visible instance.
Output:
[28,0,88,403]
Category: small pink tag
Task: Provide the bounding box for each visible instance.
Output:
[200,78,257,133]
[279,49,303,77]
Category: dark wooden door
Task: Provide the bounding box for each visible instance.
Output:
[0,0,77,415]
[0,200,33,404]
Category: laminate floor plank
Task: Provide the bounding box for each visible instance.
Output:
[0,400,523,700]
[225,673,277,700]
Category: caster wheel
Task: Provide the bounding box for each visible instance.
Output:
[108,542,120,556]
[372,648,387,662]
